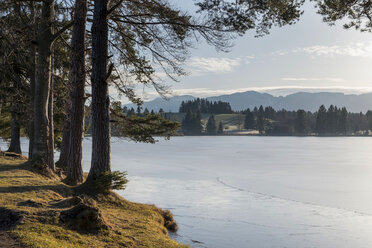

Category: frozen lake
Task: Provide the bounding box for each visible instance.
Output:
[2,136,372,247]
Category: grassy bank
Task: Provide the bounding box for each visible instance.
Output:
[0,156,186,248]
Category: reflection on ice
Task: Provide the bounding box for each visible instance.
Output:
[121,173,372,248]
[111,137,372,248]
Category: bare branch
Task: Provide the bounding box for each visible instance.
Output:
[52,21,73,42]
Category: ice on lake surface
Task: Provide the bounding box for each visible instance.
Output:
[3,136,372,248]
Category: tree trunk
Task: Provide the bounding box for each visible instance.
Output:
[57,98,71,169]
[28,47,36,160]
[66,0,88,185]
[8,70,23,154]
[57,45,74,170]
[48,53,55,171]
[33,0,55,170]
[7,110,21,154]
[87,0,111,180]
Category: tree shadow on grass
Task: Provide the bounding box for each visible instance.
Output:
[0,162,73,197]
[0,207,24,231]
[0,162,28,173]
[0,185,72,197]
[0,176,33,179]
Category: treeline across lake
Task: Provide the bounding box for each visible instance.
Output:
[120,100,372,136]
[244,105,371,136]
[175,99,372,136]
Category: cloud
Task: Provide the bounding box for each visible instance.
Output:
[169,85,372,97]
[187,56,254,75]
[281,77,345,82]
[276,42,372,58]
[273,50,289,56]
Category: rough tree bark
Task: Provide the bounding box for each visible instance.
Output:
[28,47,36,160]
[48,54,55,170]
[57,97,71,169]
[32,0,55,170]
[87,0,111,180]
[26,2,37,161]
[57,45,74,169]
[8,72,22,154]
[7,110,21,154]
[66,0,88,185]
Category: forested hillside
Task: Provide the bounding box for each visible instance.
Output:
[125,91,372,113]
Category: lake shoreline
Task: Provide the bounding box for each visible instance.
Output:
[0,155,186,248]
[108,134,372,138]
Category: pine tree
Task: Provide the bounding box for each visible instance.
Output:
[179,98,232,114]
[182,109,202,135]
[66,0,88,185]
[316,105,327,135]
[326,105,337,134]
[315,0,372,33]
[217,122,224,135]
[338,107,348,135]
[143,108,150,115]
[367,110,372,131]
[295,109,307,135]
[264,106,275,119]
[195,111,203,134]
[136,106,142,116]
[206,115,217,135]
[253,106,258,118]
[122,106,128,114]
[182,109,193,135]
[257,105,265,134]
[127,108,135,117]
[244,109,255,130]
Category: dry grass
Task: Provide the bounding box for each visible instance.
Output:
[0,157,187,248]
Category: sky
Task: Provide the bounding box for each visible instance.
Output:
[127,1,372,102]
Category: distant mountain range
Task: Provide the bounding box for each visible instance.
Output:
[124,91,372,113]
